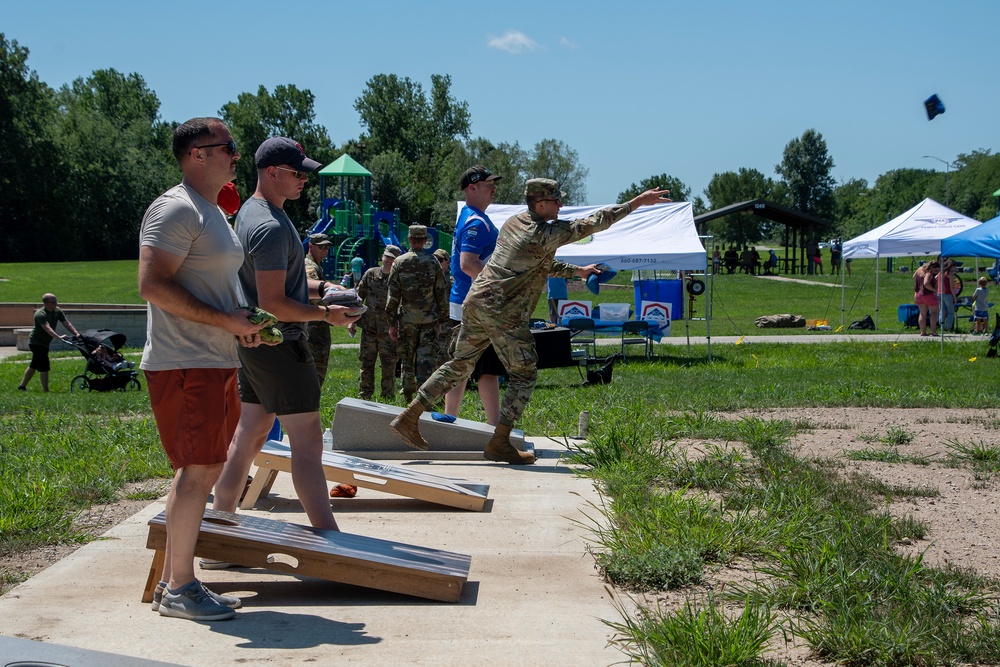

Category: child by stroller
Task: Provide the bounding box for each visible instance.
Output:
[69,329,141,391]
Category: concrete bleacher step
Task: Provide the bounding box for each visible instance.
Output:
[329,397,528,460]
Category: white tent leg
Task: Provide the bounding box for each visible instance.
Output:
[875,253,880,329]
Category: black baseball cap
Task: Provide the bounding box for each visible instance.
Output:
[255,137,322,172]
[460,165,502,190]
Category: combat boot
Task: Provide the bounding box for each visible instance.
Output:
[389,400,428,450]
[483,423,535,465]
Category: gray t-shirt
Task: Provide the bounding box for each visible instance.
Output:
[139,183,245,371]
[235,197,308,340]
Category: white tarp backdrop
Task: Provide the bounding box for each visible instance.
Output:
[456,201,706,272]
[842,198,982,258]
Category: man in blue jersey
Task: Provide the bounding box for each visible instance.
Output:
[443,165,503,424]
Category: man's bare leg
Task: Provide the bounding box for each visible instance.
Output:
[477,374,500,426]
[165,462,223,589]
[279,411,339,530]
[212,403,273,513]
[444,375,499,425]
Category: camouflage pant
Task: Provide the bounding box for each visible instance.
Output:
[306,321,331,387]
[397,321,440,396]
[436,318,455,368]
[417,306,536,427]
[358,327,397,399]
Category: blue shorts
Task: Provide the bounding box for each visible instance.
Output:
[974,310,989,319]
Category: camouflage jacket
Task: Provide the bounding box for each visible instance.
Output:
[385,249,449,327]
[356,265,392,331]
[304,255,324,305]
[466,204,631,323]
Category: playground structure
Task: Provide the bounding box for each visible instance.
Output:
[307,154,451,280]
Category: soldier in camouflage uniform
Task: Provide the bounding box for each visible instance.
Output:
[390,179,671,463]
[303,233,333,386]
[386,225,449,402]
[433,248,453,369]
[349,244,401,399]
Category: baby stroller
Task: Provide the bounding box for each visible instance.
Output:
[68,329,142,392]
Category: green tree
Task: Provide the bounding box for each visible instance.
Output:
[616,173,692,204]
[832,178,870,239]
[775,129,836,222]
[703,168,779,244]
[355,74,471,226]
[0,35,64,261]
[53,68,175,260]
[221,84,336,233]
[948,150,1000,220]
[865,168,936,229]
[525,138,588,205]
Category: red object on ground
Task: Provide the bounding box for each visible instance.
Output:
[330,484,358,498]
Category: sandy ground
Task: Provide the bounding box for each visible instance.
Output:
[4,407,1000,665]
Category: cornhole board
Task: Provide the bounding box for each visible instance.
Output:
[329,397,528,458]
[241,440,490,511]
[144,509,470,603]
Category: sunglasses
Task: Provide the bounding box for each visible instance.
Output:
[275,166,308,179]
[194,141,238,156]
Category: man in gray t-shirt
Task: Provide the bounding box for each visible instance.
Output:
[138,117,265,621]
[211,137,355,532]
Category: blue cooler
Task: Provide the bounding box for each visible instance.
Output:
[897,303,919,328]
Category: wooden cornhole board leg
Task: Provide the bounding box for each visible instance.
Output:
[144,509,470,603]
[240,441,490,511]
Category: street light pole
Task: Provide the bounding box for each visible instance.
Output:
[922,155,952,207]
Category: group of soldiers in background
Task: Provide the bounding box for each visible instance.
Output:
[305,224,455,403]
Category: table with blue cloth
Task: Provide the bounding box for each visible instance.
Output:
[557,318,665,342]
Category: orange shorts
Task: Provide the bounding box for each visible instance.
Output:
[145,368,240,470]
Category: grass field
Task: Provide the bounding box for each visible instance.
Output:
[2,255,993,338]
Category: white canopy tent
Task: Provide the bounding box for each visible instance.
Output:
[463,201,707,271]
[839,198,982,328]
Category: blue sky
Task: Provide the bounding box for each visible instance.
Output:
[5,0,997,206]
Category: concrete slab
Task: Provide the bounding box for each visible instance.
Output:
[0,437,621,667]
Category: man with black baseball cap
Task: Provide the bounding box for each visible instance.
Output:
[443,165,504,425]
[211,137,354,535]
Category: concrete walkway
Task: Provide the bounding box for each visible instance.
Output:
[0,439,625,666]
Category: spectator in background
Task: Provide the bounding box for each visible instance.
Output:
[342,256,365,288]
[18,293,80,392]
[547,276,568,324]
[303,233,334,386]
[386,225,449,402]
[351,245,401,400]
[973,275,990,335]
[914,260,940,336]
[830,239,842,276]
[939,258,957,332]
[711,248,721,274]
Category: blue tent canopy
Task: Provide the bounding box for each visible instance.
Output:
[941,215,1000,258]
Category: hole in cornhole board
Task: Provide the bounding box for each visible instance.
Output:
[204,516,239,526]
[352,473,388,486]
[266,553,300,569]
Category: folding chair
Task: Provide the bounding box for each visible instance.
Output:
[566,317,597,361]
[620,320,651,360]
